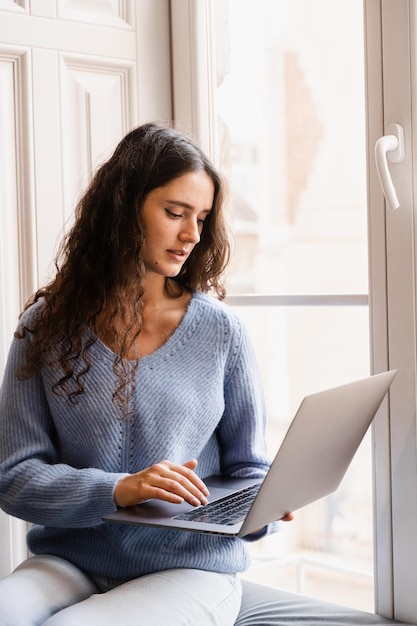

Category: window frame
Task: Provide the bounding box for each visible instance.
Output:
[366,1,417,622]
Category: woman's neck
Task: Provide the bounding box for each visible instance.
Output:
[141,276,183,310]
[96,277,192,359]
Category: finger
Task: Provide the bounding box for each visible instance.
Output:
[180,460,210,496]
[159,460,210,497]
[147,462,209,506]
[182,459,198,470]
[160,464,209,505]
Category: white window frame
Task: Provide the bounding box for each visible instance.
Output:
[366,1,417,622]
[170,0,217,157]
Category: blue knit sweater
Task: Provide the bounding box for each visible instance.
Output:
[0,292,272,580]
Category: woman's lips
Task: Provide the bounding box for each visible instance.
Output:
[167,249,188,261]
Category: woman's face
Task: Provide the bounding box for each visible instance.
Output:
[140,170,214,279]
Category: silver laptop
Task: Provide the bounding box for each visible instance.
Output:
[103,370,396,537]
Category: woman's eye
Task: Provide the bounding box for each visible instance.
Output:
[165,209,182,219]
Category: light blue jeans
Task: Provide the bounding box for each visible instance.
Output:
[2,555,413,626]
[0,555,242,626]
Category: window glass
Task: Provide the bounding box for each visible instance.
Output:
[213,0,372,610]
[214,0,367,295]
[231,305,371,610]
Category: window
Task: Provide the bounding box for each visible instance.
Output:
[171,0,372,611]
[212,0,371,610]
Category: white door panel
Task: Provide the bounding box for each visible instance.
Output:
[60,54,137,172]
[31,49,139,285]
[57,0,134,26]
[32,49,65,285]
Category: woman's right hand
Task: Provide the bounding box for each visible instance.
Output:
[114,458,209,508]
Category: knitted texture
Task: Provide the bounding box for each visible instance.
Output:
[0,292,271,580]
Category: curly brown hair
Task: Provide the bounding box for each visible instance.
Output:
[17,123,231,415]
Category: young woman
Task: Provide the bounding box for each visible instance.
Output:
[0,123,289,625]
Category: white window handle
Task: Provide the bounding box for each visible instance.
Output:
[375,123,405,211]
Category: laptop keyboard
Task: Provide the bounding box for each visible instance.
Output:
[173,482,261,526]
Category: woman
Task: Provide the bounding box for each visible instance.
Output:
[0,123,289,625]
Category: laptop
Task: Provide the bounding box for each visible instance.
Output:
[103,370,396,537]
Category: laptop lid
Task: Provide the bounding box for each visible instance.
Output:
[103,370,396,537]
[239,369,396,535]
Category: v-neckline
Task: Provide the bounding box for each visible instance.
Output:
[92,293,198,363]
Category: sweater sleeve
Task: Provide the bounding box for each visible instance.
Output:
[217,314,271,478]
[217,316,281,539]
[0,329,126,528]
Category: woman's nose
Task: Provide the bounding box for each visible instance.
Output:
[180,219,201,244]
